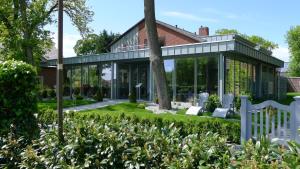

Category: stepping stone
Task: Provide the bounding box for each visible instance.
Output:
[186,106,202,115]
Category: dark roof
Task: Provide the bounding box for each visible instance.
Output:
[109,18,205,47]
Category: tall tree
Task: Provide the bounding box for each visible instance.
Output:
[144,0,171,109]
[0,0,93,66]
[216,29,278,50]
[74,30,119,55]
[286,26,300,76]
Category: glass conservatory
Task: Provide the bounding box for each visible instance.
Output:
[45,34,284,102]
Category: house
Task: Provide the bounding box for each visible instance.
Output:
[42,19,285,102]
[279,62,300,92]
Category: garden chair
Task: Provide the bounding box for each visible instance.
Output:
[185,92,209,115]
[212,93,234,118]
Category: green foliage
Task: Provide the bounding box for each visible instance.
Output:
[37,108,57,124]
[74,30,119,55]
[0,119,231,168]
[48,88,56,98]
[129,87,137,103]
[230,136,300,168]
[286,25,300,76]
[93,88,103,102]
[137,103,146,109]
[75,95,84,100]
[0,0,93,65]
[0,60,39,138]
[206,94,221,112]
[215,28,278,50]
[41,88,48,99]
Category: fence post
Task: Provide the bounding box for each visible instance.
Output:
[293,96,300,143]
[241,96,251,144]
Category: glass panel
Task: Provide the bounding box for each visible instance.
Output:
[225,58,234,94]
[164,59,174,99]
[72,66,81,96]
[63,67,71,96]
[138,64,148,99]
[234,60,240,95]
[101,63,112,98]
[117,64,129,99]
[82,65,89,96]
[88,65,99,97]
[197,56,218,95]
[176,57,195,102]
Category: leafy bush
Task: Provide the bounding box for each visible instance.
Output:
[37,108,57,124]
[206,94,221,112]
[137,103,146,109]
[129,87,136,103]
[48,89,56,98]
[41,89,48,98]
[93,88,103,102]
[0,119,231,168]
[0,60,39,139]
[75,95,84,100]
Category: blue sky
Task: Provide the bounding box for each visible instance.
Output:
[50,0,300,61]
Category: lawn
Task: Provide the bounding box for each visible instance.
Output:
[75,102,239,124]
[38,99,96,110]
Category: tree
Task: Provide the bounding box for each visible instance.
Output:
[144,0,171,109]
[74,30,119,55]
[215,29,278,50]
[286,26,300,76]
[0,0,93,66]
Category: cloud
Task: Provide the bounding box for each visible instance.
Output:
[162,11,219,23]
[273,46,290,62]
[52,32,81,58]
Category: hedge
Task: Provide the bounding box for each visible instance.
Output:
[0,60,39,138]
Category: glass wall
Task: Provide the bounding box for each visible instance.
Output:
[197,56,218,94]
[164,59,174,99]
[117,64,129,99]
[101,63,112,98]
[176,58,195,102]
[225,57,257,97]
[262,66,276,99]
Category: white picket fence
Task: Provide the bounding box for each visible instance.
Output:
[240,96,300,145]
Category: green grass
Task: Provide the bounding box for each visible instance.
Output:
[38,99,96,110]
[76,102,238,124]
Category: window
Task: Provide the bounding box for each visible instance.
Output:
[144,39,148,48]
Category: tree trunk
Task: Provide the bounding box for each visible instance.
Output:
[19,0,34,65]
[144,0,171,110]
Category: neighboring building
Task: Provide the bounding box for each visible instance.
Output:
[280,62,300,92]
[43,19,285,102]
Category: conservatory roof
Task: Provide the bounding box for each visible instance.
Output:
[45,34,284,67]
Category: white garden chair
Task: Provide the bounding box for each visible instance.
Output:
[212,93,234,118]
[186,92,209,115]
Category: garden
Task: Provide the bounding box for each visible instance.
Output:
[1,60,300,168]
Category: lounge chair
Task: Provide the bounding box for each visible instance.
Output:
[212,94,234,118]
[186,92,209,115]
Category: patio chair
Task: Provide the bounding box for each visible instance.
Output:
[185,92,209,115]
[212,93,234,118]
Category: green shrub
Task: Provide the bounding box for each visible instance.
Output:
[0,60,39,139]
[48,89,56,98]
[93,88,103,102]
[206,94,221,112]
[0,119,231,168]
[136,103,146,109]
[37,108,57,124]
[75,95,84,100]
[73,87,80,95]
[129,87,136,103]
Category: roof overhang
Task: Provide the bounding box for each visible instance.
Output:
[46,34,284,67]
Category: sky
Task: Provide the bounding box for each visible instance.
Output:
[49,0,300,62]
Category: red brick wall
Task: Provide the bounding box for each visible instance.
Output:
[39,67,56,88]
[287,77,300,92]
[138,22,198,48]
